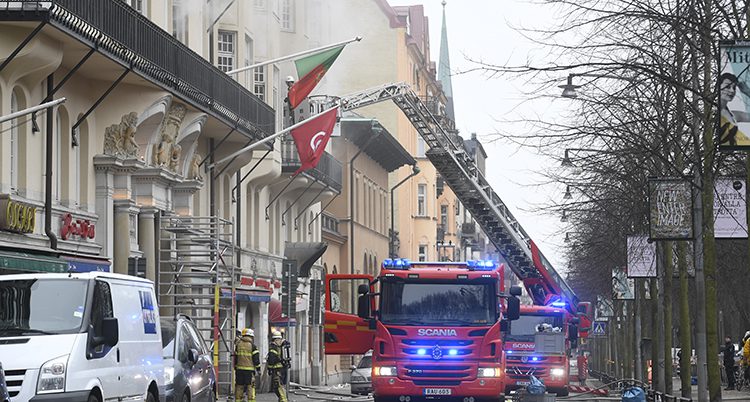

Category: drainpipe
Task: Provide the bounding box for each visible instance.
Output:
[45,74,58,250]
[389,164,420,258]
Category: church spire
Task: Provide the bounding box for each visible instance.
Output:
[438,0,455,121]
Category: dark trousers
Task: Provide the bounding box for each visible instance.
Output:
[726,364,736,388]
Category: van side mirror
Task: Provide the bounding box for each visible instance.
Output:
[189,348,200,365]
[93,317,119,347]
[357,294,371,319]
[506,296,520,321]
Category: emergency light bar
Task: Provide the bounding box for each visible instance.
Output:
[382,258,411,270]
[466,260,496,270]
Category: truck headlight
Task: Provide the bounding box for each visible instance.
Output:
[37,354,68,394]
[478,367,502,377]
[550,367,565,377]
[373,366,397,376]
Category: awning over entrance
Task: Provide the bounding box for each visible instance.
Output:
[62,256,111,273]
[0,250,67,273]
[269,298,297,327]
[284,242,327,278]
[220,288,272,303]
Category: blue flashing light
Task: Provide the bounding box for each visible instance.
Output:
[449,349,458,356]
[382,258,411,270]
[531,356,540,362]
[467,260,496,270]
[551,301,567,308]
[417,348,427,356]
[507,350,513,354]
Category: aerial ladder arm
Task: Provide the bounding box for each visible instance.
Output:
[336,82,579,312]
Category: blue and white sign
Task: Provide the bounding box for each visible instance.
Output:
[139,290,157,334]
[592,321,608,337]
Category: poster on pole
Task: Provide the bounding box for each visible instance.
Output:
[612,267,635,300]
[627,235,657,278]
[648,177,693,240]
[718,40,750,150]
[595,296,614,320]
[714,177,748,238]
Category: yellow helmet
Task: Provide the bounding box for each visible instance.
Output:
[241,328,254,337]
[272,330,283,340]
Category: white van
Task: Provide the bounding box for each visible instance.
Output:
[0,272,164,402]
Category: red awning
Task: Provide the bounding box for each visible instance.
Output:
[269,298,297,327]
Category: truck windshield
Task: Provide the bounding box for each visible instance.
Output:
[380,281,495,326]
[0,279,89,335]
[507,313,564,340]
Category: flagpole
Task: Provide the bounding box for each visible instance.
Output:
[225,36,362,75]
[208,106,340,169]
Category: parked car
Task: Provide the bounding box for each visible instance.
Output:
[0,272,164,402]
[1,361,10,402]
[161,315,216,402]
[349,350,372,395]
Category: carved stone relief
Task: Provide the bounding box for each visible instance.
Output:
[103,112,140,159]
[153,103,187,173]
[188,153,203,181]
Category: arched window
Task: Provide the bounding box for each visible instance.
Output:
[9,91,18,192]
[77,115,89,209]
[54,110,64,202]
[57,107,75,205]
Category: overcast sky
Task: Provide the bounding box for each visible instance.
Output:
[387,0,570,272]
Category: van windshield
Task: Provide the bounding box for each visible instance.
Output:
[0,279,89,335]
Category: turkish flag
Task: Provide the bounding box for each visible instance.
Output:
[290,106,339,176]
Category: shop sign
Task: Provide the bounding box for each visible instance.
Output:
[61,213,96,240]
[0,198,37,233]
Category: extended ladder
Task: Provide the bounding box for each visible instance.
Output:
[338,82,578,310]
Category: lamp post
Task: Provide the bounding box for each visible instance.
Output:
[390,164,420,258]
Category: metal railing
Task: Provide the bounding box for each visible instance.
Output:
[280,139,343,192]
[321,212,340,234]
[0,1,275,139]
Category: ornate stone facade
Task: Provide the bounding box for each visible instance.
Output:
[153,103,187,173]
[103,112,140,159]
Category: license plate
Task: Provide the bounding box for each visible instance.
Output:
[424,388,452,395]
[516,381,530,386]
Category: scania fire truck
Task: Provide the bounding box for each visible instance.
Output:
[504,304,577,396]
[325,259,521,402]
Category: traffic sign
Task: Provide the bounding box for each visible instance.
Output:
[592,321,608,337]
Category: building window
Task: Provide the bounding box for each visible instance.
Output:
[54,112,62,201]
[440,204,448,227]
[413,64,420,91]
[417,137,426,157]
[254,65,266,101]
[274,65,281,126]
[280,0,294,31]
[125,0,145,14]
[172,0,188,44]
[217,30,236,72]
[9,91,19,192]
[418,245,426,262]
[417,183,426,216]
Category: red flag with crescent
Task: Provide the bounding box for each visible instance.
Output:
[290,106,339,176]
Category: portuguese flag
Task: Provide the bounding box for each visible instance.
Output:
[287,45,345,109]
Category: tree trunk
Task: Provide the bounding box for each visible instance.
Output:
[678,241,693,398]
[665,241,674,394]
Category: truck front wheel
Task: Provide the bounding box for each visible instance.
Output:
[554,387,570,397]
[373,397,395,402]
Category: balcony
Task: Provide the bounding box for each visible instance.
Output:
[0,1,275,139]
[281,139,343,192]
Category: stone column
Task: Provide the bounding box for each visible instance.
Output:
[94,157,116,259]
[138,207,158,282]
[113,199,134,274]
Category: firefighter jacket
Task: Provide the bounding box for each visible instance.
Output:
[267,343,286,371]
[743,338,750,366]
[235,335,260,371]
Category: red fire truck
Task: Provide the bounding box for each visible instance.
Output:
[503,304,578,396]
[325,259,521,402]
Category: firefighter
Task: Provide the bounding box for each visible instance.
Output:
[267,331,289,402]
[577,352,589,386]
[234,328,261,402]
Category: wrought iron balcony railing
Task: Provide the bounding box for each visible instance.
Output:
[0,1,275,139]
[280,139,342,192]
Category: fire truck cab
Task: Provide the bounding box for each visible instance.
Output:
[325,259,521,402]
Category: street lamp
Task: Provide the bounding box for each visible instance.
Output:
[559,74,582,98]
[563,185,572,200]
[390,164,420,258]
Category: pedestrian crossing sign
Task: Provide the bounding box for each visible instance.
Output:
[592,321,607,337]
